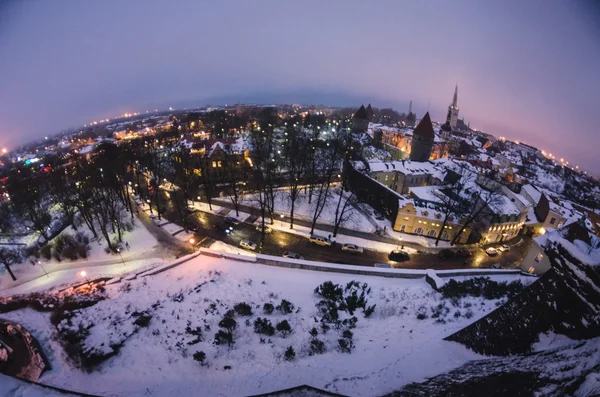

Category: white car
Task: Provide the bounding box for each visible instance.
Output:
[256,224,273,234]
[485,247,499,256]
[498,244,510,252]
[282,251,303,260]
[309,235,332,247]
[341,243,364,254]
[239,240,257,251]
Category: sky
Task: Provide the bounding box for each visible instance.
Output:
[0,0,599,172]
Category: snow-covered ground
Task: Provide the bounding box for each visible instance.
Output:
[229,187,379,233]
[0,221,166,296]
[0,256,526,397]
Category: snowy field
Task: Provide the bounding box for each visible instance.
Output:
[0,221,162,294]
[0,256,532,397]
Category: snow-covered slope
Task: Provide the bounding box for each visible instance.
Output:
[0,256,527,397]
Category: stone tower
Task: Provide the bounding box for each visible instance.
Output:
[351,105,370,133]
[446,84,459,129]
[410,112,435,161]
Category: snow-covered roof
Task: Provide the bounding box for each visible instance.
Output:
[521,184,542,204]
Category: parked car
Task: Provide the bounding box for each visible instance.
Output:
[309,235,332,247]
[212,223,232,235]
[455,249,472,258]
[438,249,456,259]
[239,240,257,251]
[485,247,499,256]
[498,244,510,252]
[282,251,303,260]
[388,250,410,262]
[255,224,273,234]
[224,216,240,225]
[186,206,196,214]
[492,263,502,269]
[341,243,363,254]
[375,263,392,268]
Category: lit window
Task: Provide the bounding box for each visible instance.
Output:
[218,161,222,167]
[212,161,217,168]
[535,253,543,263]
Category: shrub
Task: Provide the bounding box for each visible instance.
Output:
[316,300,339,323]
[284,346,295,361]
[193,351,207,366]
[363,304,376,318]
[465,309,473,319]
[133,312,152,327]
[186,326,203,345]
[218,316,237,334]
[440,277,524,300]
[276,299,295,314]
[339,329,355,353]
[341,316,358,329]
[276,320,292,337]
[234,302,253,316]
[309,338,325,355]
[315,281,343,302]
[214,330,234,346]
[309,327,319,338]
[263,302,274,315]
[253,317,275,336]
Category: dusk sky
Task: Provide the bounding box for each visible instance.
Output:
[1,0,599,172]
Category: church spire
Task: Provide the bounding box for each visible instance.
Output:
[452,83,458,108]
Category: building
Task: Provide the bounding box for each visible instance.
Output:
[522,219,599,275]
[189,137,249,181]
[364,158,455,195]
[351,105,370,133]
[446,84,459,129]
[409,112,435,161]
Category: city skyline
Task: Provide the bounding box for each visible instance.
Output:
[0,0,599,172]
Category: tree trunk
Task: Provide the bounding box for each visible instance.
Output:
[3,263,16,281]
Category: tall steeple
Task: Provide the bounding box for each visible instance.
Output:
[452,84,458,109]
[446,84,460,130]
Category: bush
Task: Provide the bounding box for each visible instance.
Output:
[263,302,274,315]
[276,299,295,314]
[364,304,376,318]
[133,312,152,327]
[309,338,325,355]
[315,281,343,302]
[234,302,253,316]
[214,330,234,346]
[193,351,207,366]
[254,317,275,336]
[284,346,295,361]
[276,320,292,337]
[186,326,203,345]
[440,277,524,300]
[309,327,319,338]
[218,316,237,334]
[40,244,52,260]
[316,300,339,323]
[338,330,355,353]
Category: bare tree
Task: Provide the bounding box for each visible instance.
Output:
[0,247,21,281]
[283,122,308,229]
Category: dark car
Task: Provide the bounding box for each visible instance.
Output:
[438,249,456,259]
[388,250,410,262]
[224,216,240,225]
[212,223,233,235]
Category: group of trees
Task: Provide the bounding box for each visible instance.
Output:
[247,110,361,247]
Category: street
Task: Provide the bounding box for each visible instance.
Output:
[156,198,530,271]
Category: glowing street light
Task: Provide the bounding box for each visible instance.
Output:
[79,270,90,284]
[189,238,196,252]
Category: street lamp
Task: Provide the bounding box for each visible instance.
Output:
[37,260,49,277]
[116,248,125,266]
[189,238,196,252]
[280,214,284,227]
[79,270,90,285]
[398,237,404,250]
